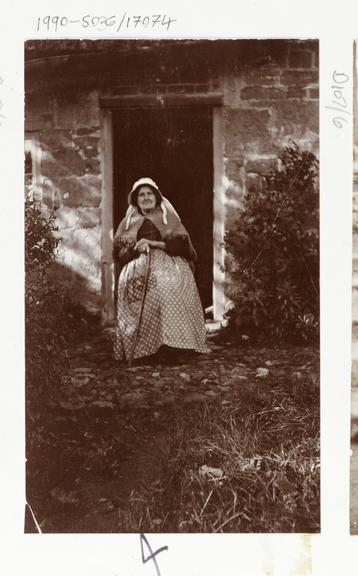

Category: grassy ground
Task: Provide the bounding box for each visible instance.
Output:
[25,338,319,534]
[116,365,319,533]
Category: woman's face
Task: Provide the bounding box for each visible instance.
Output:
[137,186,157,213]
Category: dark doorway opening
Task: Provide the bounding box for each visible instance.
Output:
[112,106,214,309]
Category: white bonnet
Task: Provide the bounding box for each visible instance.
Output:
[125,177,180,230]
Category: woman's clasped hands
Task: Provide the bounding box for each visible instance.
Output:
[134,238,165,254]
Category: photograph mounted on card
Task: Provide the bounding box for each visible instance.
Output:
[24,38,320,534]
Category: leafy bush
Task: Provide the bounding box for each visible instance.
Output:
[25,191,106,520]
[25,192,102,408]
[25,193,66,404]
[25,194,59,269]
[224,141,319,343]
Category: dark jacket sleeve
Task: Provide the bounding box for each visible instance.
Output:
[165,235,197,262]
[113,241,137,265]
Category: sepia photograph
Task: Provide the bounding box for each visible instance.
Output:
[24,38,320,534]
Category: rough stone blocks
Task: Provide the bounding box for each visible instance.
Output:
[57,175,102,208]
[241,86,287,101]
[271,101,319,140]
[54,90,100,130]
[289,49,313,68]
[224,109,273,157]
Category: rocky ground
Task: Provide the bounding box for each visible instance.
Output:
[25,328,320,533]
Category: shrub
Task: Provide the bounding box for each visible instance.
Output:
[25,193,59,269]
[224,141,319,343]
[25,192,102,405]
[25,192,66,405]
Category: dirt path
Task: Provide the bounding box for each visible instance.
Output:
[25,330,319,533]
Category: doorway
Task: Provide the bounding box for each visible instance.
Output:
[112,106,214,309]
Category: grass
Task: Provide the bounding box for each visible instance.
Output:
[117,367,320,533]
[26,342,319,534]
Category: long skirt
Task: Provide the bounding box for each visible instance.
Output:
[113,249,210,360]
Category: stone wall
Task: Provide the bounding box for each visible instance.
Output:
[221,42,318,226]
[26,88,102,311]
[25,40,319,317]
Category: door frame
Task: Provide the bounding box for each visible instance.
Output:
[99,94,225,324]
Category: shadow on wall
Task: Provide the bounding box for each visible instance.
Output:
[45,258,103,317]
[40,192,104,318]
[27,123,104,316]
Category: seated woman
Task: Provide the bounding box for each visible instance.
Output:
[112,177,210,362]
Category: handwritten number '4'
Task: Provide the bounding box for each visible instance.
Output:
[140,533,168,576]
